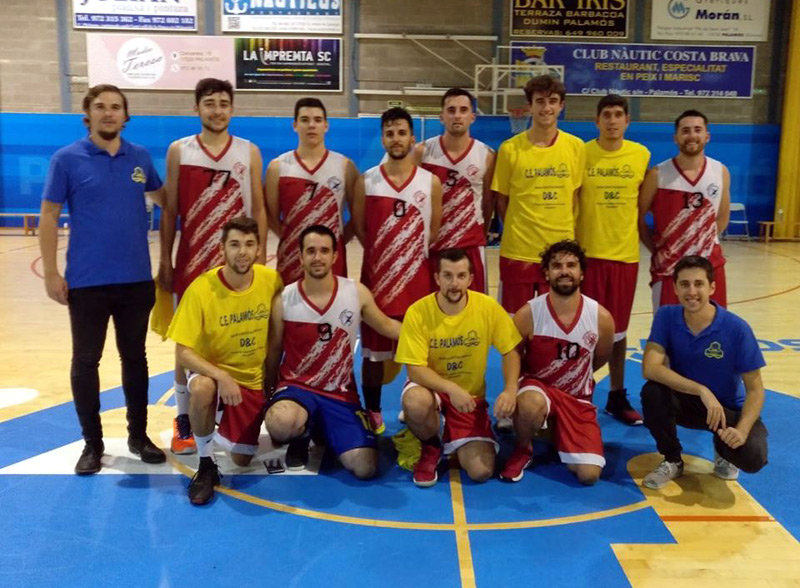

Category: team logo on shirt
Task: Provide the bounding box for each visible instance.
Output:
[583,331,598,347]
[131,167,146,184]
[707,183,720,198]
[525,164,569,179]
[413,191,427,205]
[464,330,480,347]
[318,322,333,342]
[327,176,342,191]
[339,309,354,326]
[466,164,480,180]
[233,162,246,178]
[704,341,724,359]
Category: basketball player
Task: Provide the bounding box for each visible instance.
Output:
[414,88,495,293]
[40,84,166,474]
[264,225,401,479]
[396,248,521,487]
[352,107,442,433]
[576,94,650,426]
[167,217,282,505]
[491,74,585,313]
[500,241,614,485]
[639,109,731,311]
[265,97,359,284]
[159,78,268,455]
[640,255,767,490]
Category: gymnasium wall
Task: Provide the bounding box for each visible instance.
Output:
[0,112,779,233]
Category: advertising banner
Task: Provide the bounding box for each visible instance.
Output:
[235,37,341,91]
[651,0,770,42]
[221,0,342,34]
[510,0,628,38]
[73,0,197,31]
[511,41,755,98]
[86,34,235,90]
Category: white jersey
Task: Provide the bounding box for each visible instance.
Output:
[420,136,491,250]
[278,277,361,404]
[523,294,599,400]
[276,150,349,284]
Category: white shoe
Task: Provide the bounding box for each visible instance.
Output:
[495,417,513,433]
[643,460,684,490]
[713,450,740,480]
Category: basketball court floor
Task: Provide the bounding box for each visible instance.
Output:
[1,232,799,587]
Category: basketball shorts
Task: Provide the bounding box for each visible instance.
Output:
[431,245,487,294]
[187,372,266,456]
[581,258,638,342]
[518,377,605,468]
[361,315,403,362]
[499,257,549,313]
[401,381,498,455]
[271,386,377,456]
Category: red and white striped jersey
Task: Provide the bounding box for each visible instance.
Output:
[523,294,599,400]
[420,136,491,250]
[276,150,348,284]
[360,164,433,317]
[650,156,726,282]
[277,277,360,404]
[174,135,253,297]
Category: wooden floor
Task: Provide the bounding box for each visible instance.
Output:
[1,231,799,587]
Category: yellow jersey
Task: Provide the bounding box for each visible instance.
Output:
[395,292,522,398]
[167,265,283,390]
[491,130,585,263]
[576,139,650,263]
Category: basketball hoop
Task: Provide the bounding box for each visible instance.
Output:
[508,107,531,135]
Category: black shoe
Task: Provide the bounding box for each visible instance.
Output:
[75,441,104,475]
[285,436,310,471]
[189,462,221,505]
[128,435,167,464]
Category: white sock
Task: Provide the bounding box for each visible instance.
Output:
[174,382,190,415]
[194,432,215,458]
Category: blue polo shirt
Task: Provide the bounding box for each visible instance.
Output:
[42,137,162,289]
[648,303,765,409]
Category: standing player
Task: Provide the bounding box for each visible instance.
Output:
[501,241,615,485]
[576,94,650,426]
[491,74,585,312]
[415,88,495,293]
[396,249,521,487]
[40,84,166,474]
[264,225,401,479]
[167,217,282,505]
[640,256,767,490]
[265,97,359,285]
[639,109,731,311]
[159,78,267,455]
[352,107,442,433]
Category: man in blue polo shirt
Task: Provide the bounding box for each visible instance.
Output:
[640,255,767,490]
[39,84,167,475]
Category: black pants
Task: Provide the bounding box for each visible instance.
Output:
[640,380,768,473]
[68,280,155,443]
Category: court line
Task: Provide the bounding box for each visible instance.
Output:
[660,515,775,522]
[165,453,652,532]
[448,462,477,588]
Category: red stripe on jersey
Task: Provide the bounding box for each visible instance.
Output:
[278,321,358,403]
[422,162,485,250]
[524,334,594,399]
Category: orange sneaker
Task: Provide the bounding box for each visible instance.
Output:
[171,415,197,455]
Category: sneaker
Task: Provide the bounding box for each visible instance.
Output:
[128,435,167,464]
[713,450,739,481]
[413,443,441,487]
[605,389,643,426]
[367,410,386,435]
[285,436,310,471]
[188,462,221,506]
[74,441,104,475]
[495,417,514,434]
[171,414,197,455]
[643,460,684,490]
[500,445,533,482]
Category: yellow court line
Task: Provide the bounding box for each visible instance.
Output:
[157,387,175,406]
[448,462,477,588]
[167,454,654,532]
